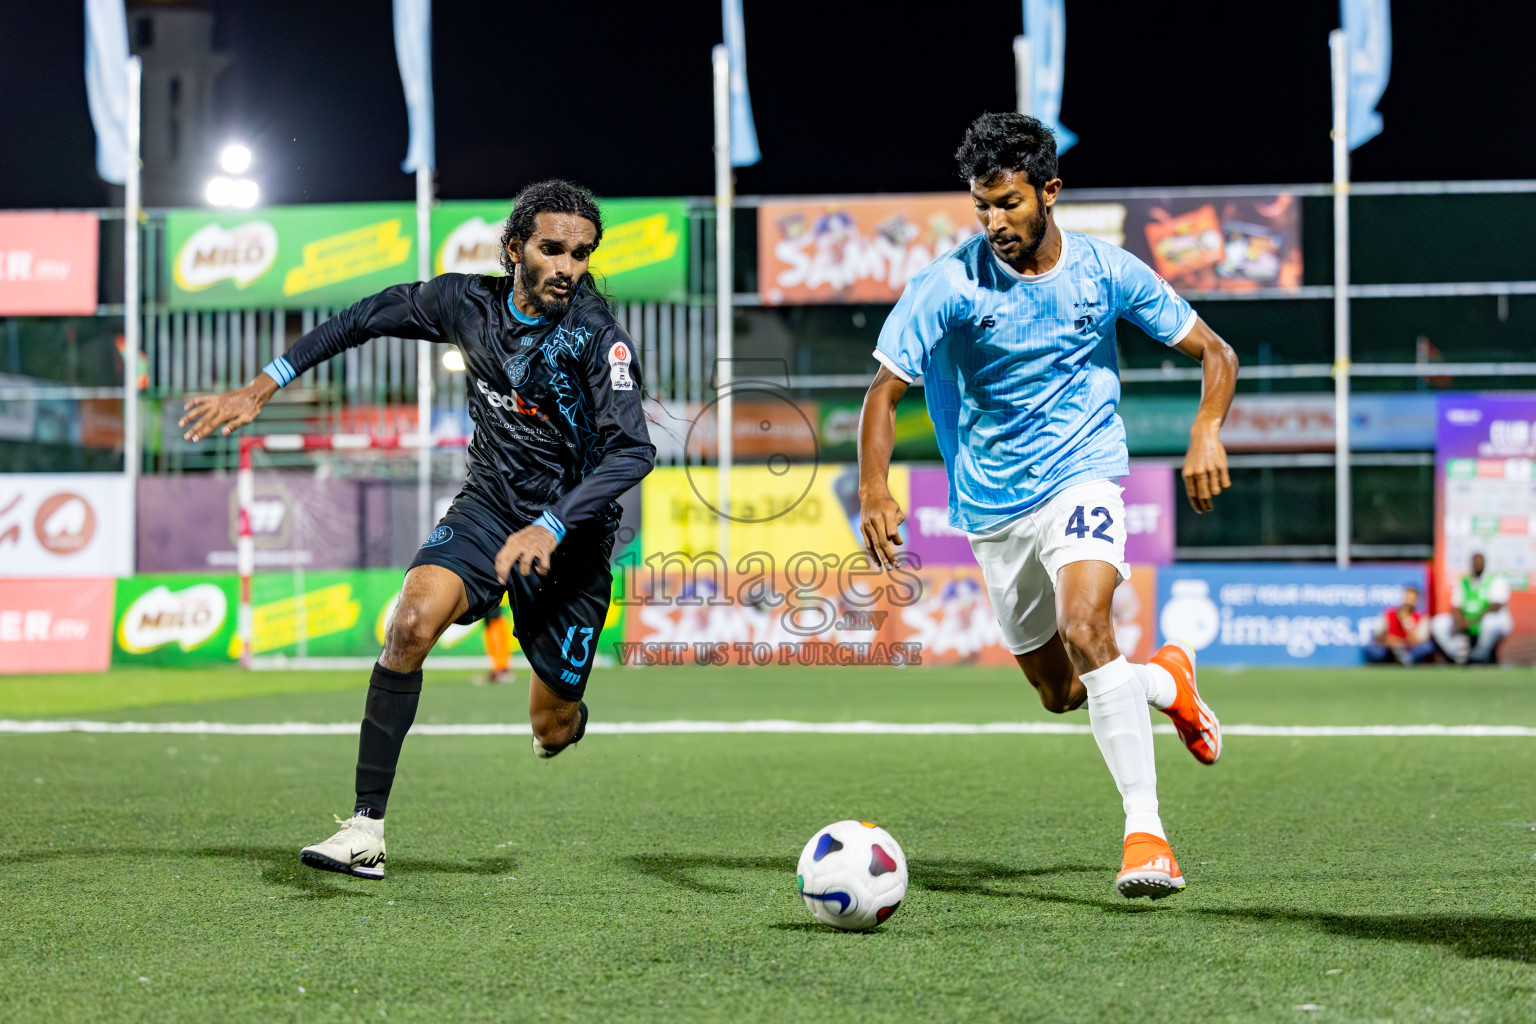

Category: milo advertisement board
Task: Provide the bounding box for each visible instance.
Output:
[114,571,418,665]
[166,198,687,310]
[432,198,689,303]
[114,574,238,665]
[166,203,417,311]
[113,569,628,667]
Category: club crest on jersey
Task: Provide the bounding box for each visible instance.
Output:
[503,352,533,388]
[608,341,632,366]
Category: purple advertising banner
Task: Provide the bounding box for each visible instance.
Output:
[905,468,976,566]
[905,463,1176,567]
[137,474,393,573]
[1119,463,1176,565]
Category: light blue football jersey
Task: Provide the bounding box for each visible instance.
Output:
[874,230,1196,534]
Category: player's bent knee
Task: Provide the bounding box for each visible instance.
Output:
[384,601,439,661]
[1037,686,1083,714]
[530,703,584,757]
[1059,616,1115,666]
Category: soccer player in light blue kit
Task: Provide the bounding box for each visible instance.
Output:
[858,113,1239,899]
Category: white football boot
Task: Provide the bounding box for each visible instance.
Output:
[300,813,386,879]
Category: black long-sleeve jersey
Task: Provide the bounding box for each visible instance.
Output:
[272,273,655,537]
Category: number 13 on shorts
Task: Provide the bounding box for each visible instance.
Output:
[561,625,595,668]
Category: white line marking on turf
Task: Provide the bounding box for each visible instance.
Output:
[2,720,1536,737]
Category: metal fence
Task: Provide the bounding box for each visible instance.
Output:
[5,181,1535,558]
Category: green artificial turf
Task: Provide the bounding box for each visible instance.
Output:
[3,667,1536,1022]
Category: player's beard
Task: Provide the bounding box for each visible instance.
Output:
[518,263,575,319]
[990,194,1050,264]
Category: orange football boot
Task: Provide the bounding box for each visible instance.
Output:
[1151,640,1221,765]
[1116,832,1185,899]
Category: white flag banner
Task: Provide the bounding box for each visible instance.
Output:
[1340,0,1391,149]
[84,0,131,185]
[394,0,436,173]
[1023,0,1077,154]
[722,0,761,167]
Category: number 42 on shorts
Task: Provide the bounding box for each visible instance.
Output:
[1065,505,1115,542]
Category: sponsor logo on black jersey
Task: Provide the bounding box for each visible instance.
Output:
[476,378,543,418]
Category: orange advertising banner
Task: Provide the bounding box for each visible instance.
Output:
[886,565,1157,666]
[0,578,116,674]
[0,211,99,315]
[757,193,1301,305]
[758,196,979,306]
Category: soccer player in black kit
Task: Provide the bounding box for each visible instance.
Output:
[179,181,655,878]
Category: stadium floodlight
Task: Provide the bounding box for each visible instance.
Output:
[442,348,465,372]
[205,176,236,206]
[230,179,259,208]
[220,143,253,174]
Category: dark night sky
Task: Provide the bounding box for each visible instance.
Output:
[2,1,1533,209]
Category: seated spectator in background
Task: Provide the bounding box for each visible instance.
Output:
[1365,584,1435,664]
[1431,553,1513,664]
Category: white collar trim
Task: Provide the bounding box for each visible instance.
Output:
[989,229,1069,284]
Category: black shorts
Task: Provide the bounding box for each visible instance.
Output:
[409,496,615,701]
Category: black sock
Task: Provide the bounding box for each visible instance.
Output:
[353,662,423,818]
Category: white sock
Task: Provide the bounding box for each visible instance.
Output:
[1129,661,1178,710]
[1080,656,1164,840]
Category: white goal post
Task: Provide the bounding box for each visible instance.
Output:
[235,431,474,670]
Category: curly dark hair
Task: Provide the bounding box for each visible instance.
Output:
[497,178,605,277]
[954,112,1059,190]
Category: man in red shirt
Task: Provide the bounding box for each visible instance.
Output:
[1364,584,1435,664]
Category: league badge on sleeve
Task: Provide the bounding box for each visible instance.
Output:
[608,341,635,390]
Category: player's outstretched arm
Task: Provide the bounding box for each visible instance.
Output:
[179,374,278,442]
[179,278,463,445]
[857,365,909,569]
[1173,318,1239,514]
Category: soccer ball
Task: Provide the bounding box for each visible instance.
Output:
[796,820,908,931]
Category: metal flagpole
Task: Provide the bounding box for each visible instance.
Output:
[1329,29,1352,569]
[712,44,733,563]
[416,165,433,539]
[124,56,142,532]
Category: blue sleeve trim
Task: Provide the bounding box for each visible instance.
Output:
[534,510,567,544]
[262,356,296,387]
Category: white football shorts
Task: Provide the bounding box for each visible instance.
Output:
[967,478,1132,655]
